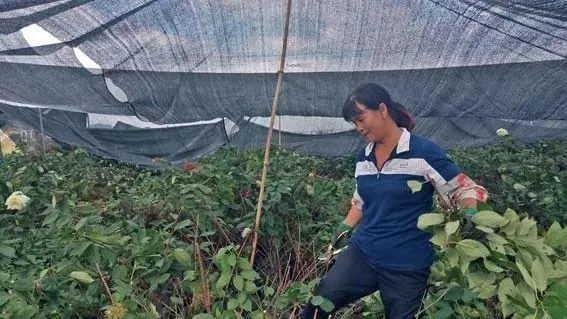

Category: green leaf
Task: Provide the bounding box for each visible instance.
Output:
[466,271,489,288]
[460,255,473,273]
[513,183,527,192]
[237,291,247,304]
[498,278,515,302]
[241,269,258,281]
[227,253,237,267]
[219,255,230,272]
[320,299,335,313]
[174,219,193,230]
[183,270,196,282]
[216,270,231,289]
[69,271,94,284]
[0,245,15,258]
[42,211,59,226]
[486,233,508,245]
[541,244,556,256]
[241,298,252,311]
[74,217,88,231]
[445,221,459,236]
[192,314,214,319]
[407,180,423,193]
[539,253,555,272]
[432,301,453,319]
[12,279,34,292]
[488,241,506,255]
[499,283,529,317]
[445,248,460,268]
[172,248,192,267]
[517,281,536,308]
[456,239,490,259]
[507,294,530,312]
[472,211,508,228]
[500,299,519,318]
[475,225,494,233]
[56,214,70,229]
[505,246,517,256]
[238,257,252,270]
[0,292,9,306]
[543,283,567,318]
[311,296,324,306]
[227,298,239,310]
[39,268,49,280]
[69,241,90,257]
[545,222,564,248]
[430,230,448,248]
[516,260,537,291]
[233,275,244,291]
[518,248,535,267]
[306,184,315,195]
[550,260,567,279]
[0,272,9,283]
[501,220,520,237]
[417,213,445,230]
[154,273,170,284]
[244,280,258,293]
[476,282,497,299]
[531,259,547,292]
[444,287,464,302]
[503,209,519,222]
[517,218,534,236]
[483,258,504,273]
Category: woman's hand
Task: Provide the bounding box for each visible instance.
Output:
[330,223,353,249]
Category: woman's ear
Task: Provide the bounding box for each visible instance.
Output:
[378,102,388,119]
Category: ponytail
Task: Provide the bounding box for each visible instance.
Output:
[388,102,415,132]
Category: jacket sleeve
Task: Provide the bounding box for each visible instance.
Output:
[424,145,488,209]
[351,186,363,210]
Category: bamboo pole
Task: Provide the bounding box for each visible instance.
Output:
[38,108,46,153]
[278,116,282,146]
[250,0,292,266]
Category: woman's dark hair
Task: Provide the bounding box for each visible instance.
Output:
[342,83,415,132]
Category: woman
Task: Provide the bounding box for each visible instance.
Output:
[303,83,487,318]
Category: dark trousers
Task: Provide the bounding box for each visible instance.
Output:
[303,245,429,319]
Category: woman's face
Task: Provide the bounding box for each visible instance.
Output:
[351,102,388,142]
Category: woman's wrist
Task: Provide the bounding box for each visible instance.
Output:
[337,222,354,232]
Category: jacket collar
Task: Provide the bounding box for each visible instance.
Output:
[364,128,411,156]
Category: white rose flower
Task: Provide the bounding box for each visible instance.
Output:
[5,191,31,211]
[496,128,509,136]
[241,227,252,239]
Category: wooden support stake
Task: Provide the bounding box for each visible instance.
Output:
[250,0,292,266]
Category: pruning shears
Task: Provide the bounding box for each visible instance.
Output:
[317,229,350,263]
